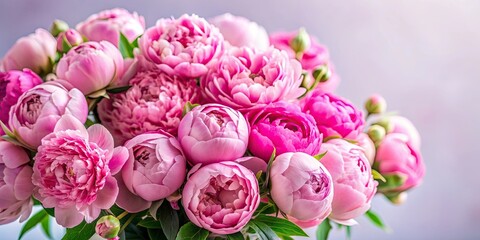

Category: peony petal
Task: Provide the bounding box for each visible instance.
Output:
[55,206,85,228]
[53,114,88,137]
[87,124,114,152]
[93,176,118,210]
[115,175,151,213]
[109,146,129,175]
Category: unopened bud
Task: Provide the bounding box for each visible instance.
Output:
[375,118,394,134]
[57,29,83,53]
[367,124,386,143]
[95,215,121,239]
[290,28,311,54]
[312,65,331,83]
[386,192,408,205]
[365,94,387,114]
[50,19,69,37]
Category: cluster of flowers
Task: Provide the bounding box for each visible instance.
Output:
[0,8,425,240]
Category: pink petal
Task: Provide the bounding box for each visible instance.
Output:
[93,176,118,210]
[115,175,151,213]
[54,114,88,137]
[55,206,85,228]
[87,124,114,152]
[109,146,129,175]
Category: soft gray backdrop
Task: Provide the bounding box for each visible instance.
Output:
[1,0,478,239]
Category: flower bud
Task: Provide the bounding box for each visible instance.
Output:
[374,118,394,133]
[290,28,311,54]
[385,191,408,205]
[56,29,83,53]
[50,19,69,37]
[367,124,386,143]
[312,65,331,83]
[95,215,121,239]
[364,94,387,114]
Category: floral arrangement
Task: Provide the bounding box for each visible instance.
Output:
[0,9,425,240]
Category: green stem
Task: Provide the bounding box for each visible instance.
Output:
[119,214,136,234]
[117,211,128,220]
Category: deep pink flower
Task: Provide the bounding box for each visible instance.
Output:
[32,115,128,228]
[138,14,224,78]
[388,116,421,150]
[98,69,200,145]
[182,161,260,235]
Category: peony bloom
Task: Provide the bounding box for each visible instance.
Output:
[356,133,376,165]
[235,156,267,175]
[388,116,421,150]
[375,133,425,193]
[320,139,377,225]
[56,29,83,52]
[98,69,200,145]
[209,13,269,50]
[0,69,43,133]
[32,115,128,228]
[178,104,249,165]
[0,140,35,224]
[116,133,186,213]
[1,29,56,75]
[182,161,260,235]
[301,90,364,140]
[76,8,145,47]
[270,30,339,92]
[8,81,88,149]
[201,47,305,110]
[246,102,322,161]
[138,14,224,78]
[269,152,333,221]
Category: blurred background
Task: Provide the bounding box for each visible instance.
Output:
[1,0,479,239]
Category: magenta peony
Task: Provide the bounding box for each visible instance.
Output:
[98,69,200,145]
[116,133,186,213]
[138,14,224,78]
[182,161,260,235]
[246,102,322,161]
[56,29,83,52]
[178,103,249,165]
[32,115,128,228]
[0,140,35,224]
[76,8,145,47]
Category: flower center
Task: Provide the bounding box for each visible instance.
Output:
[307,172,331,199]
[22,94,42,125]
[0,79,8,102]
[207,110,226,126]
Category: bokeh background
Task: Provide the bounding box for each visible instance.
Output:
[1,0,479,239]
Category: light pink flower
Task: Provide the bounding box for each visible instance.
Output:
[98,69,200,145]
[0,140,34,224]
[76,8,145,47]
[301,90,364,140]
[138,14,224,78]
[356,133,376,165]
[56,41,124,95]
[201,47,305,110]
[235,156,267,175]
[1,29,56,75]
[320,139,377,225]
[56,29,83,52]
[270,152,333,221]
[389,116,421,150]
[32,115,128,228]
[178,104,249,165]
[8,81,88,149]
[209,13,269,50]
[182,161,260,235]
[116,133,186,213]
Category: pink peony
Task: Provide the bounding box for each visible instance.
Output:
[0,140,35,224]
[246,102,322,161]
[270,30,340,92]
[56,41,124,95]
[301,90,364,140]
[116,133,186,213]
[209,13,269,50]
[76,8,145,47]
[32,115,128,228]
[320,139,377,225]
[269,152,333,221]
[375,133,425,193]
[182,161,260,235]
[201,47,305,110]
[388,116,421,150]
[0,69,43,133]
[178,104,249,165]
[138,14,224,78]
[98,69,200,145]
[1,29,56,75]
[8,81,88,149]
[356,133,376,165]
[235,156,267,175]
[56,29,83,52]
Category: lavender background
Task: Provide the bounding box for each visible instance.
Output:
[1,0,479,239]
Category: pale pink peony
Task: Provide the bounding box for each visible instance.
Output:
[320,139,377,225]
[0,140,35,224]
[98,69,200,145]
[138,14,224,78]
[32,115,128,228]
[8,81,88,149]
[301,90,364,140]
[182,161,260,235]
[116,133,186,213]
[201,47,305,110]
[1,29,56,75]
[356,133,376,165]
[77,8,145,47]
[56,29,83,52]
[270,152,333,221]
[56,41,124,95]
[209,13,269,50]
[388,116,421,150]
[178,104,249,165]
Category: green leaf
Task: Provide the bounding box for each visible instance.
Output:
[345,225,351,240]
[313,151,328,160]
[132,36,140,48]
[85,118,95,128]
[182,102,200,117]
[378,173,407,191]
[43,207,55,217]
[41,215,52,239]
[148,228,167,240]
[19,209,48,240]
[158,201,179,240]
[226,232,244,240]
[371,169,386,182]
[119,33,135,58]
[263,148,276,190]
[61,35,72,53]
[279,235,294,240]
[254,215,308,237]
[248,221,277,240]
[316,219,332,240]
[62,220,96,240]
[106,85,132,94]
[254,202,276,217]
[175,222,209,240]
[365,210,390,231]
[137,217,162,229]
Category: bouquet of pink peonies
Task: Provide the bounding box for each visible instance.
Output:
[0,9,426,240]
